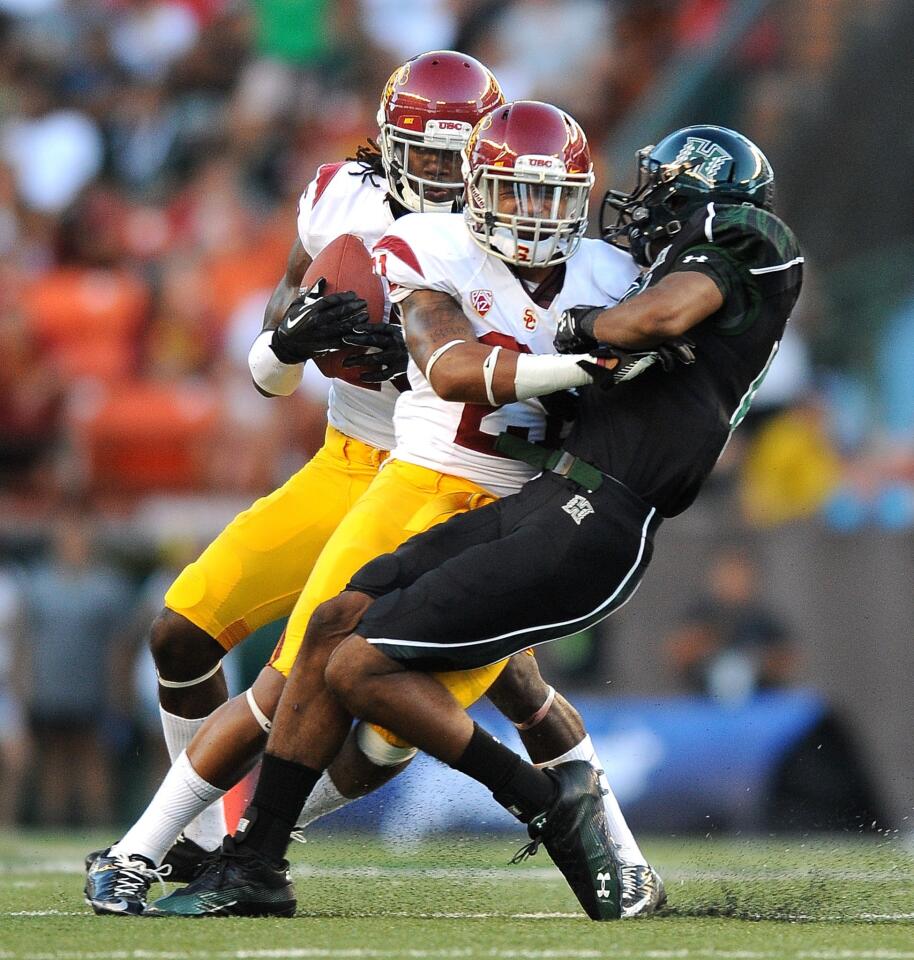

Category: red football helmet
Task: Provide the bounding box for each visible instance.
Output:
[463,101,594,267]
[378,50,504,213]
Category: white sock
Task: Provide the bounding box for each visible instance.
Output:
[159,706,205,761]
[537,734,646,866]
[158,706,227,849]
[295,771,351,831]
[111,751,226,865]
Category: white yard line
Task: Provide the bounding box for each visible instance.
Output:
[4,908,914,924]
[3,862,912,884]
[3,949,914,960]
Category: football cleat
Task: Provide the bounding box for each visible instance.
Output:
[86,834,212,885]
[147,836,296,917]
[510,760,623,920]
[620,863,667,918]
[161,834,213,883]
[84,849,172,916]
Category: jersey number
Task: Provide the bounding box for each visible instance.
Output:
[454,334,562,456]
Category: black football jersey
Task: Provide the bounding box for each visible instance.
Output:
[565,202,803,517]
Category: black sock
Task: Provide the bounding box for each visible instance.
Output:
[453,723,556,822]
[233,753,321,863]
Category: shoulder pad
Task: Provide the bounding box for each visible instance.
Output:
[372,214,478,300]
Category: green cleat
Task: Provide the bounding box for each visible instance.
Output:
[147,837,295,917]
[511,760,624,920]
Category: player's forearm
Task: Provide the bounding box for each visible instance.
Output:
[403,290,595,405]
[591,272,723,347]
[252,238,312,396]
[262,238,311,333]
[426,342,519,404]
[431,347,596,405]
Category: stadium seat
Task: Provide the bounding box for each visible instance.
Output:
[70,380,219,493]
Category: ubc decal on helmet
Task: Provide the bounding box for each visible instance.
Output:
[673,138,734,188]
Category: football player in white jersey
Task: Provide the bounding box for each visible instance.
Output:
[86,65,654,919]
[85,49,505,914]
[149,101,663,922]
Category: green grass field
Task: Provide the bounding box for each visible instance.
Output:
[2,830,912,959]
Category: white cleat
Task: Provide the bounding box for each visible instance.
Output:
[620,863,667,918]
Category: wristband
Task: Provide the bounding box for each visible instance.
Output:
[482,345,502,406]
[248,330,305,396]
[424,338,466,384]
[513,353,594,400]
[579,307,601,339]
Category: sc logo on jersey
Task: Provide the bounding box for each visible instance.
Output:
[522,308,537,331]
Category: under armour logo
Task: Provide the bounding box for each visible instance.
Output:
[562,495,594,525]
[596,871,613,899]
[682,254,708,263]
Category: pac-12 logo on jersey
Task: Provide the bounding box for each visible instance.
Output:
[471,289,493,317]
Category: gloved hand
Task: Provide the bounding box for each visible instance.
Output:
[554,305,602,354]
[271,278,369,364]
[575,348,660,388]
[340,322,409,384]
[556,306,696,373]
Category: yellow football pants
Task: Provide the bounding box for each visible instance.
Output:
[269,458,509,746]
[164,426,386,649]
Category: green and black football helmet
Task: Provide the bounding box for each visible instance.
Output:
[601,124,775,266]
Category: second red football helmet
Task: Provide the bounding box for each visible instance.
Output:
[377,50,504,213]
[463,101,595,267]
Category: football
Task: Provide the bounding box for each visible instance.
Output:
[302,233,386,386]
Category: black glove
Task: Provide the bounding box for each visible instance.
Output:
[554,305,602,354]
[578,336,696,389]
[340,322,409,384]
[650,336,696,371]
[576,348,662,389]
[557,307,696,373]
[271,278,368,364]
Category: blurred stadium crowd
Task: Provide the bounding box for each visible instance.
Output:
[0,0,911,828]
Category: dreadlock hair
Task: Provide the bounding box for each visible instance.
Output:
[348,138,385,187]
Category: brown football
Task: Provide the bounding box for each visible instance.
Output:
[302,233,386,387]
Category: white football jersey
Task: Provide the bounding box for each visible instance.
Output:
[373,213,640,497]
[296,161,398,451]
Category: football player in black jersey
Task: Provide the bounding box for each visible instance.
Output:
[157,126,802,921]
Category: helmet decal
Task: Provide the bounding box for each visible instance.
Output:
[601,124,775,266]
[673,137,733,187]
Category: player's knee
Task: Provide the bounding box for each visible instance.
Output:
[486,653,551,722]
[324,638,369,710]
[307,593,372,648]
[149,609,223,680]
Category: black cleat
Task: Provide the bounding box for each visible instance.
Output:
[147,836,296,917]
[86,834,212,885]
[84,848,172,916]
[161,834,213,883]
[620,863,667,918]
[510,760,623,920]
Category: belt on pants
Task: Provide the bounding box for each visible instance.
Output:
[494,432,604,492]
